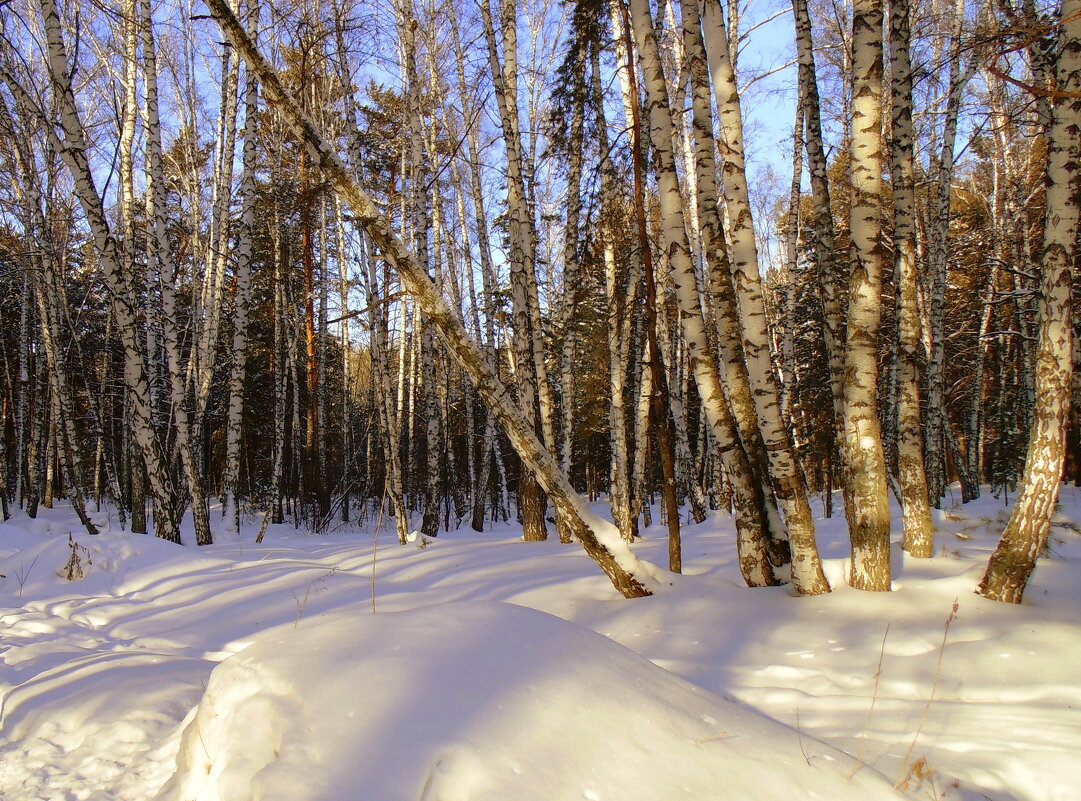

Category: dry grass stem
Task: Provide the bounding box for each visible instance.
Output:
[848,621,891,778]
[894,600,959,789]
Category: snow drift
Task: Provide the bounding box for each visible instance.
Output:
[157,601,901,801]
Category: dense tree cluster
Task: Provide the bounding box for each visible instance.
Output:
[0,0,1077,602]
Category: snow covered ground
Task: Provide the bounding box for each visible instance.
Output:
[1,487,1079,801]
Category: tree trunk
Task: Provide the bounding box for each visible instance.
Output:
[842,0,892,591]
[615,0,682,564]
[688,0,789,571]
[480,0,551,542]
[923,0,974,505]
[979,0,1080,600]
[555,34,588,545]
[207,0,654,596]
[222,1,259,533]
[792,0,846,436]
[625,0,777,587]
[699,0,831,592]
[889,0,934,557]
[20,0,182,542]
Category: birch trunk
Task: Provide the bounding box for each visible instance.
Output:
[792,0,845,429]
[0,430,7,520]
[889,0,934,557]
[480,0,550,541]
[26,372,43,518]
[611,0,654,537]
[335,197,353,522]
[3,113,98,536]
[697,0,829,591]
[14,270,31,509]
[207,0,654,596]
[631,334,653,531]
[42,401,55,509]
[222,1,259,533]
[449,1,504,532]
[26,0,181,542]
[331,0,360,521]
[780,99,804,440]
[842,0,891,591]
[589,45,638,541]
[974,72,1018,484]
[924,0,974,504]
[42,277,98,533]
[603,239,636,540]
[397,7,443,538]
[270,201,286,523]
[613,0,682,556]
[186,32,240,542]
[979,0,1081,602]
[138,0,212,545]
[300,148,324,519]
[555,35,588,544]
[626,0,778,586]
[367,242,410,545]
[686,0,790,569]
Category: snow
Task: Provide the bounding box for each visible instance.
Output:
[159,602,896,801]
[0,488,1079,801]
[573,504,663,588]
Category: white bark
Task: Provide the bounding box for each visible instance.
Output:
[480,0,551,541]
[889,0,934,557]
[222,1,259,533]
[2,95,98,536]
[924,0,976,504]
[554,34,588,544]
[23,0,181,542]
[697,0,830,592]
[979,0,1081,602]
[205,0,655,597]
[842,0,892,591]
[364,237,410,546]
[792,0,845,432]
[685,0,789,568]
[626,0,778,587]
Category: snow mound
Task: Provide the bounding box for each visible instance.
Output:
[0,652,210,801]
[158,602,900,801]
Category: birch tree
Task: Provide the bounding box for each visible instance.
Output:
[923,0,978,505]
[206,0,655,597]
[1,92,98,536]
[889,0,934,557]
[696,0,831,591]
[792,0,844,430]
[625,0,781,588]
[222,0,259,533]
[842,0,891,591]
[612,0,683,560]
[585,40,638,542]
[8,0,183,543]
[979,0,1081,603]
[480,0,555,541]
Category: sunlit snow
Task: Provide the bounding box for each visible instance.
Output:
[1,488,1079,801]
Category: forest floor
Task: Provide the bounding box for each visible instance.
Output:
[0,486,1078,801]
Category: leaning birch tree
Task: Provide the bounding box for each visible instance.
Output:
[625,0,780,587]
[697,0,830,592]
[979,0,1081,603]
[205,0,656,598]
